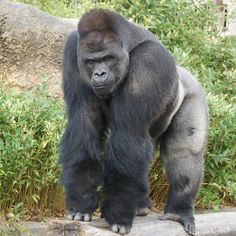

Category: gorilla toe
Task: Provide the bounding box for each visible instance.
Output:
[159,212,196,235]
[183,219,196,235]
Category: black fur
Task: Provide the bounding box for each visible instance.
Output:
[59,9,208,235]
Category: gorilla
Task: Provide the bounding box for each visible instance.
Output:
[59,9,208,235]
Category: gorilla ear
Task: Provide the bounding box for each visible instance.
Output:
[78,9,114,36]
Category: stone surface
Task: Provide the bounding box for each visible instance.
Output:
[13,212,236,236]
[0,0,77,96]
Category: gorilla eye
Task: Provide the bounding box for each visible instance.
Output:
[86,59,95,66]
[103,56,114,62]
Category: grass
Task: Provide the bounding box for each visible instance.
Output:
[0,83,65,218]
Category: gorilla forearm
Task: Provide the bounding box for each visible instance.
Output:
[101,106,153,227]
[59,88,104,216]
[59,32,104,165]
[102,133,151,229]
[59,107,101,165]
[105,128,153,176]
[59,31,105,217]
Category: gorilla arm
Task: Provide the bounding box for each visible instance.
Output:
[59,31,103,165]
[59,32,104,219]
[101,40,179,233]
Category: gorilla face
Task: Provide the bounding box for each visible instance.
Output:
[78,31,129,98]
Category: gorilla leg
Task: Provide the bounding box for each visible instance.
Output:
[61,160,103,221]
[159,93,208,235]
[101,131,153,234]
[60,29,106,221]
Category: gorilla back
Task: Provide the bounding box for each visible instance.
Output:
[59,9,208,235]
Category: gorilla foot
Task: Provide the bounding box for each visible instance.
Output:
[183,221,196,236]
[159,213,196,235]
[159,212,181,222]
[136,207,150,216]
[67,210,92,222]
[110,223,131,235]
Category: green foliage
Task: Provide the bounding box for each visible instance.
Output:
[12,0,75,17]
[198,93,236,208]
[2,0,235,215]
[0,84,65,216]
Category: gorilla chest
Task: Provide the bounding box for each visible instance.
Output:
[101,98,111,118]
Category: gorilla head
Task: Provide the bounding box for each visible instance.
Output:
[77,11,129,98]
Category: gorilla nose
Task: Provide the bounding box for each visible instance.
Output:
[93,71,108,83]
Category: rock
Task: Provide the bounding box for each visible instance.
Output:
[0,0,77,96]
[13,212,236,235]
[5,212,14,220]
[47,220,86,236]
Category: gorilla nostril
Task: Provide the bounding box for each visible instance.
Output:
[100,71,107,77]
[93,71,108,82]
[94,72,100,77]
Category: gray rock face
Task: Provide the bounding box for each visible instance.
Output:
[0,0,77,96]
[14,212,236,236]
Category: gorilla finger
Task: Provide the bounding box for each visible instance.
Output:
[110,224,119,233]
[83,213,92,222]
[119,225,131,235]
[67,213,75,220]
[74,212,83,221]
[67,209,77,220]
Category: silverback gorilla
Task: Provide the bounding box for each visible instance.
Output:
[59,9,208,235]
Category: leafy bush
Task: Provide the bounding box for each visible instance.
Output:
[0,84,65,217]
[2,0,235,216]
[198,93,236,208]
[12,0,75,17]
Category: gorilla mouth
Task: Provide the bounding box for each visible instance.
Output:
[93,84,109,89]
[92,84,113,97]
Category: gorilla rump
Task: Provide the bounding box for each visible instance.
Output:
[59,9,208,235]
